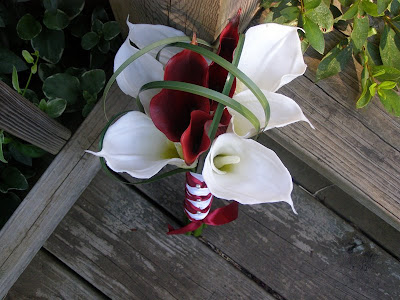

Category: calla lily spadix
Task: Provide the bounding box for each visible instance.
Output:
[203,133,296,212]
[89,14,315,229]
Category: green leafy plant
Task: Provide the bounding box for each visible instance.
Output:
[262,0,400,116]
[0,0,121,228]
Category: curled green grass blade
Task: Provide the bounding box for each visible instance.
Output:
[208,33,245,142]
[167,41,270,127]
[139,81,260,132]
[98,110,194,185]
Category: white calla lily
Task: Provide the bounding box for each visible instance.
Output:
[228,89,315,138]
[202,133,296,212]
[228,23,313,137]
[126,21,186,65]
[86,111,193,179]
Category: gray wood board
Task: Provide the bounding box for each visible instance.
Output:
[131,170,400,299]
[0,81,71,154]
[260,134,400,260]
[0,85,134,298]
[267,57,400,231]
[43,171,274,300]
[5,249,106,300]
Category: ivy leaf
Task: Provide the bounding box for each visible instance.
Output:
[58,0,85,20]
[351,15,369,51]
[31,28,65,64]
[391,0,400,15]
[356,80,373,108]
[81,32,100,50]
[8,144,32,166]
[304,0,322,10]
[0,48,28,74]
[340,2,359,21]
[371,65,400,82]
[361,1,382,17]
[11,141,47,158]
[0,167,28,193]
[304,16,325,54]
[43,73,81,106]
[316,40,353,80]
[378,89,400,116]
[46,98,67,118]
[16,14,42,40]
[103,21,121,40]
[367,42,383,65]
[305,2,334,32]
[38,63,61,81]
[378,81,397,89]
[98,39,110,53]
[82,102,95,117]
[12,66,21,94]
[80,69,105,95]
[380,25,400,70]
[43,0,58,12]
[22,50,34,64]
[43,9,69,30]
[0,130,7,163]
[39,98,47,111]
[91,6,109,23]
[338,0,353,6]
[24,89,38,104]
[92,19,103,34]
[377,0,393,14]
[280,7,300,21]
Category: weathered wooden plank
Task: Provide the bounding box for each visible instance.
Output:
[131,170,400,299]
[43,171,274,300]
[269,72,400,232]
[0,81,71,155]
[109,0,259,42]
[259,134,400,259]
[5,249,106,300]
[0,85,135,298]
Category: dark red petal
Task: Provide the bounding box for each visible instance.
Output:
[150,49,210,142]
[181,110,212,165]
[208,10,240,96]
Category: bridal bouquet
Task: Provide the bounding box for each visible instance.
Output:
[88,11,313,235]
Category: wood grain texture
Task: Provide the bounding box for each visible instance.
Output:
[109,0,259,42]
[0,85,135,298]
[5,250,106,300]
[43,171,274,300]
[130,170,400,299]
[0,81,71,154]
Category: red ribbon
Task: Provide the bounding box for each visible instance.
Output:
[167,201,239,235]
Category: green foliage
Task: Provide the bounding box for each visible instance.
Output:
[0,0,121,228]
[16,14,42,40]
[263,0,400,116]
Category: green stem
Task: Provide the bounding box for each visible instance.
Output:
[22,55,39,97]
[384,16,400,36]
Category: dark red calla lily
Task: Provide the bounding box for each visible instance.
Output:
[209,9,241,99]
[150,11,241,165]
[181,110,213,165]
[150,48,210,142]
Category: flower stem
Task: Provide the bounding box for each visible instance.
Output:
[22,55,39,97]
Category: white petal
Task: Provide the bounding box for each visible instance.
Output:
[203,133,295,212]
[127,20,186,65]
[238,23,307,92]
[86,111,190,179]
[228,89,314,138]
[114,37,163,113]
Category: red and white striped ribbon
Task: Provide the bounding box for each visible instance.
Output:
[184,172,213,221]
